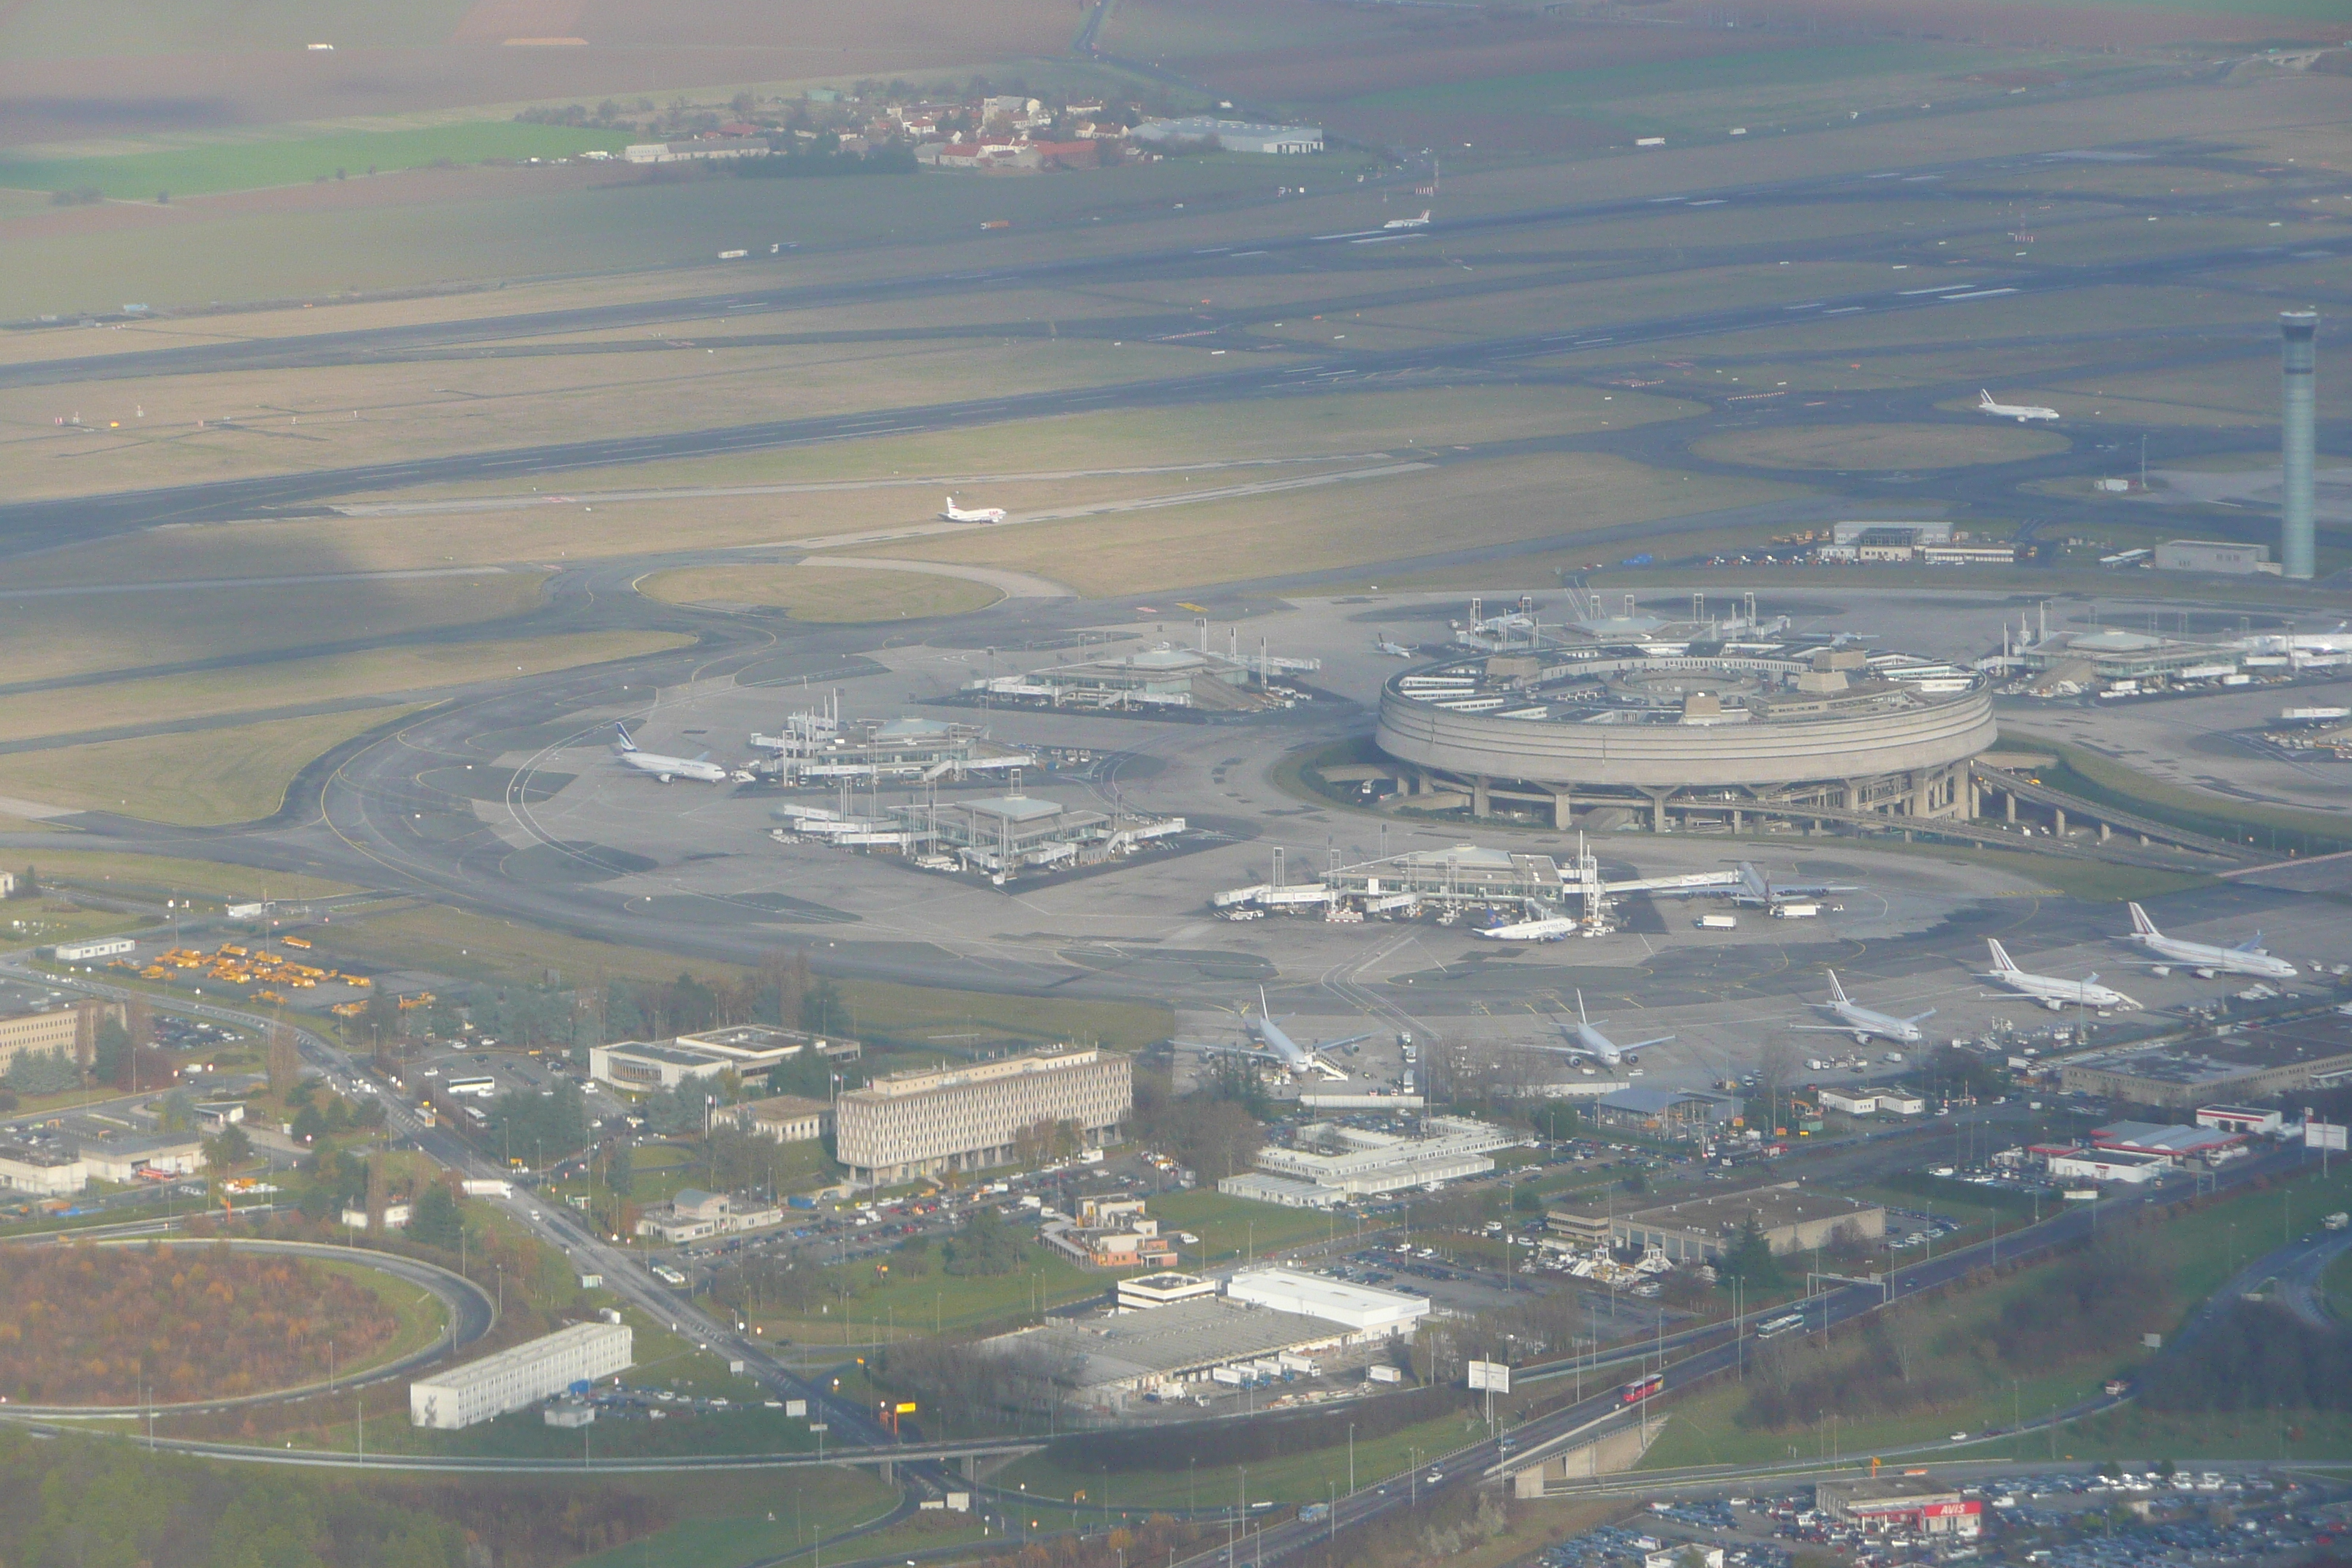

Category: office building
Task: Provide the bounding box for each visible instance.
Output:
[589,1025,859,1093]
[832,1046,1131,1187]
[408,1321,634,1429]
[714,1094,832,1144]
[1615,1183,1884,1263]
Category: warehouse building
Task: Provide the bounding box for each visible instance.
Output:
[2090,1120,2248,1164]
[0,1142,86,1195]
[2155,540,2277,576]
[1616,1183,1884,1263]
[985,1294,1370,1401]
[2059,1023,2352,1108]
[833,1046,1131,1188]
[1223,1268,1430,1335]
[408,1321,634,1430]
[2041,1147,2168,1186]
[72,1129,205,1182]
[1133,117,1323,154]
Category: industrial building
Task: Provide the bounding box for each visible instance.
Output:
[1591,1087,1741,1142]
[832,1046,1132,1188]
[1224,1268,1431,1335]
[408,1321,634,1430]
[73,1130,205,1182]
[2090,1120,2248,1164]
[1613,1183,1885,1263]
[2198,1106,2283,1136]
[1116,1271,1221,1311]
[2041,1147,2168,1186]
[1816,1476,1982,1537]
[959,636,1319,715]
[0,1142,86,1195]
[50,935,137,963]
[2059,1025,2352,1109]
[2155,540,2277,576]
[1371,608,1994,832]
[1221,1115,1519,1206]
[623,137,772,163]
[1132,117,1323,154]
[589,1025,859,1093]
[714,1094,832,1144]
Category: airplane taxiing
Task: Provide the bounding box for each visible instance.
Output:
[1978,389,2060,423]
[1382,209,1433,230]
[1730,861,1858,908]
[1516,990,1670,1068]
[612,723,745,784]
[2120,902,2296,979]
[941,496,1009,524]
[1791,969,1934,1046]
[1171,988,1373,1080]
[1374,631,1419,658]
[1980,939,2140,1012]
[1475,913,1583,942]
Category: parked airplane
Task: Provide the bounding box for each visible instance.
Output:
[1518,990,1670,1068]
[1383,209,1433,230]
[1172,988,1370,1079]
[1374,632,1419,658]
[1475,913,1583,941]
[1978,389,2060,423]
[1980,939,2141,1012]
[941,496,1009,523]
[2120,902,2296,979]
[612,723,742,784]
[1791,970,1934,1046]
[1730,861,1858,908]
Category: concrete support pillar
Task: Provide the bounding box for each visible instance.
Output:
[1842,780,1861,811]
[1472,774,1491,818]
[879,1460,894,1485]
[1647,789,1670,832]
[963,1455,979,1481]
[1731,807,1744,834]
[2099,822,2111,843]
[2054,807,2068,837]
[1550,786,1575,831]
[2005,792,2017,824]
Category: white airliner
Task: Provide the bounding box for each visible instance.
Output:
[1476,913,1583,942]
[612,723,740,785]
[1519,990,1670,1068]
[1374,632,1418,658]
[2120,902,2296,979]
[1382,209,1432,230]
[941,496,1008,524]
[1980,939,2141,1012]
[1791,970,1934,1046]
[1978,389,2059,423]
[1172,988,1371,1080]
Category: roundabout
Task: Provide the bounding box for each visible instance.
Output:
[0,1236,495,1419]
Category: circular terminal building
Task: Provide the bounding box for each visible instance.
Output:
[1372,601,1996,832]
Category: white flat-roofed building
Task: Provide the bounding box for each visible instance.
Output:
[592,1026,860,1092]
[1133,117,1322,154]
[2046,1147,2168,1186]
[409,1321,633,1430]
[0,1142,87,1195]
[1116,1270,1221,1311]
[1223,1267,1430,1334]
[75,1131,205,1182]
[2197,1105,2283,1137]
[1245,1115,1518,1199]
[51,936,136,962]
[833,1046,1131,1187]
[1216,1171,1346,1208]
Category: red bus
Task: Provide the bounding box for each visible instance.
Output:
[1619,1373,1664,1404]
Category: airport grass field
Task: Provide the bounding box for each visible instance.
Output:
[0,706,427,824]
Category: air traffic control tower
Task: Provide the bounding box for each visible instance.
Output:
[2282,309,2318,581]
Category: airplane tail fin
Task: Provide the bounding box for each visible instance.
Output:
[1418,209,1431,222]
[2127,901,2160,937]
[613,722,638,752]
[2238,930,2265,953]
[1575,989,1590,1025]
[1825,969,1850,1004]
[1979,389,1995,407]
[1986,938,2017,973]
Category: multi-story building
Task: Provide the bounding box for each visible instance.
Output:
[408,1322,634,1430]
[833,1047,1131,1187]
[714,1093,832,1144]
[0,1000,117,1077]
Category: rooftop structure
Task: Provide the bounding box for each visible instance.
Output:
[1592,1087,1741,1142]
[750,695,1033,785]
[1617,1183,1885,1263]
[1373,597,1992,833]
[589,1025,859,1093]
[1115,1271,1221,1311]
[1223,1267,1430,1333]
[833,1046,1132,1187]
[2090,1120,2248,1164]
[409,1322,633,1430]
[1245,1115,1518,1198]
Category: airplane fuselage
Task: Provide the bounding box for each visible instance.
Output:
[1985,970,2138,1011]
[2129,932,2296,979]
[1827,1003,1923,1044]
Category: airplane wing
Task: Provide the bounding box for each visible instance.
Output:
[1309,1031,1379,1052]
[1620,1035,1676,1052]
[2233,932,2267,953]
[1789,1025,1866,1033]
[1169,1039,1283,1062]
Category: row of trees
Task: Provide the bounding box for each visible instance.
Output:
[2143,1302,2352,1411]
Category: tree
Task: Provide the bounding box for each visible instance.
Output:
[366,1155,389,1235]
[203,1125,252,1177]
[92,1018,132,1088]
[11,864,33,898]
[266,1022,301,1098]
[1714,1216,1783,1293]
[943,1208,1025,1276]
[410,1182,462,1250]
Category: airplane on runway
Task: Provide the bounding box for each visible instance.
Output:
[1374,632,1419,657]
[1977,389,2060,423]
[1170,988,1371,1080]
[1791,970,1934,1046]
[2119,902,2296,979]
[1518,990,1669,1068]
[612,723,743,785]
[1979,938,2141,1012]
[1383,210,1433,230]
[941,496,1008,524]
[1475,913,1583,941]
